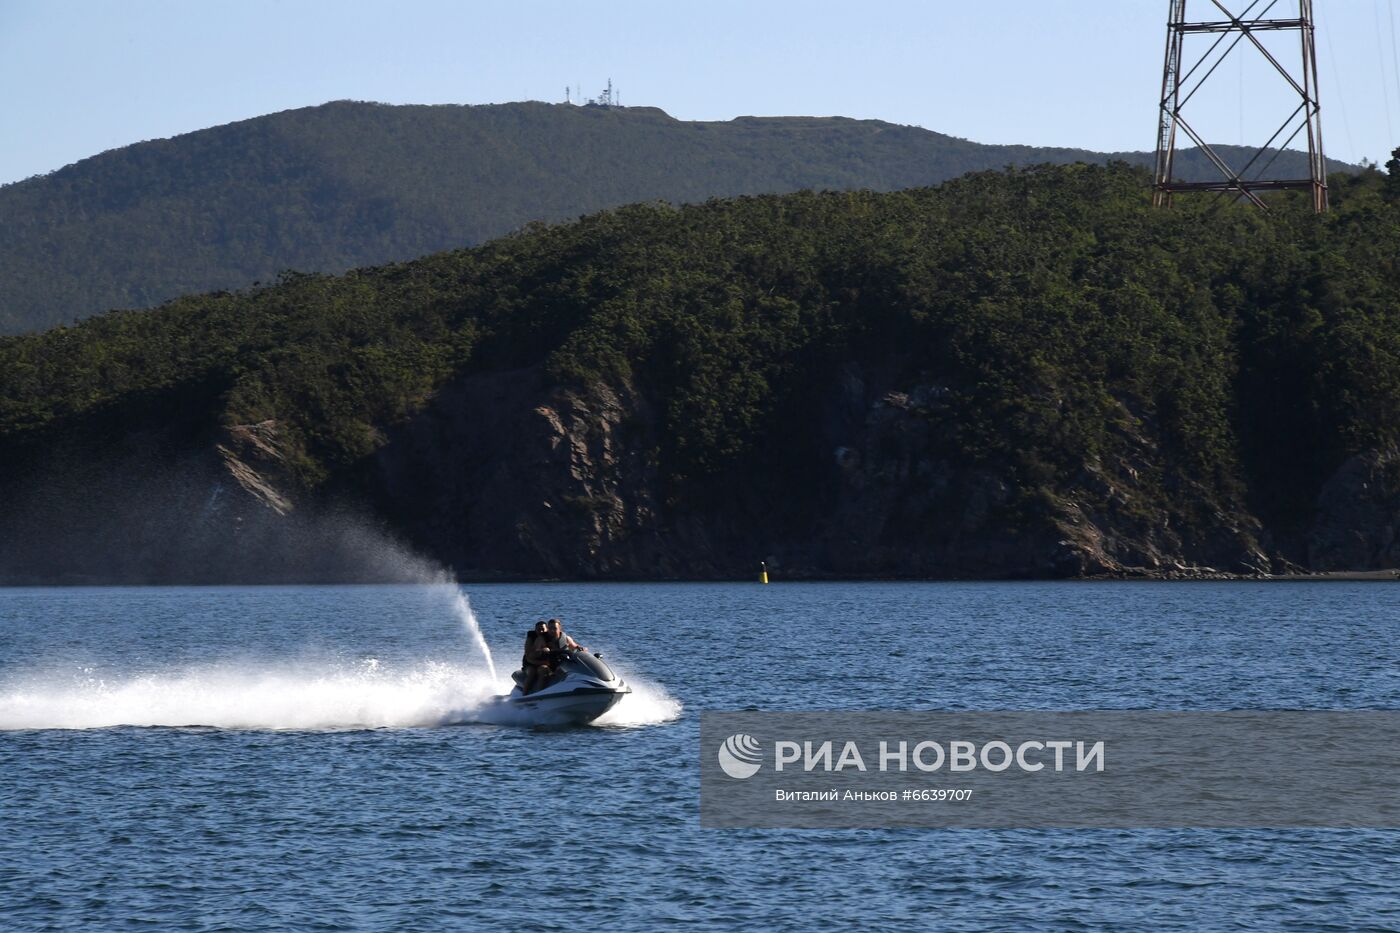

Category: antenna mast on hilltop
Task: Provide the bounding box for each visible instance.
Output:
[1153,0,1328,212]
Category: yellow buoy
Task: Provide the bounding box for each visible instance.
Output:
[759,562,769,584]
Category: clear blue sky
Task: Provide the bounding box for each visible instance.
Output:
[1,0,1397,186]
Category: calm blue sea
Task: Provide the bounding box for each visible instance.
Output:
[2,582,1399,931]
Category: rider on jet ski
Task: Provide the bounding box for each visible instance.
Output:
[497,617,628,723]
[520,619,590,694]
[545,618,587,655]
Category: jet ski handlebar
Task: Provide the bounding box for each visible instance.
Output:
[551,646,605,661]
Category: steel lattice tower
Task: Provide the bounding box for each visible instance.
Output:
[1153,0,1328,212]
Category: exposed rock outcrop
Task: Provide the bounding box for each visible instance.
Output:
[217,420,294,516]
[369,367,677,578]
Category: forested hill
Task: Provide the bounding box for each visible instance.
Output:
[1,163,1398,584]
[0,99,1354,334]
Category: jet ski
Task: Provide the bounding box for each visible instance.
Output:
[489,648,630,726]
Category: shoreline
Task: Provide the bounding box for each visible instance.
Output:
[3,570,1399,587]
[1090,568,1400,582]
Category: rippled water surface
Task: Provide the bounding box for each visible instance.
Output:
[3,582,1399,930]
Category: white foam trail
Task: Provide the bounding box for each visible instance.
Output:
[594,673,684,727]
[0,660,682,731]
[449,589,499,688]
[0,660,497,731]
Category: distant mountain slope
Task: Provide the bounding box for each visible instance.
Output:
[0,100,1353,334]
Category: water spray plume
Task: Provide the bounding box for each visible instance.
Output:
[449,587,498,688]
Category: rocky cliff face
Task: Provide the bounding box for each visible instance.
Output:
[368,367,671,578]
[361,365,1278,580]
[0,368,1396,584]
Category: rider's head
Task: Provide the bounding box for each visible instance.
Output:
[534,620,549,633]
[547,618,563,637]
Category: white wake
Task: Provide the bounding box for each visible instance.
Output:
[0,660,487,731]
[0,659,681,731]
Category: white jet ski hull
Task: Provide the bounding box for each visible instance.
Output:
[491,685,629,726]
[487,649,631,726]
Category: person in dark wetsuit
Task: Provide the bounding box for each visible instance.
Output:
[520,621,556,695]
